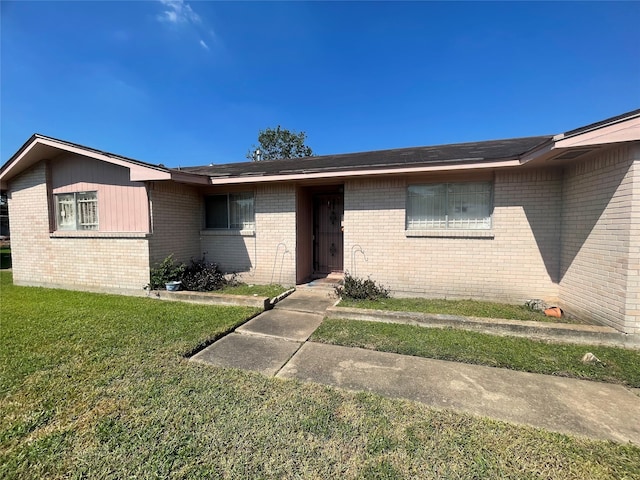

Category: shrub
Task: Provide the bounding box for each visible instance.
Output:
[180,257,232,292]
[335,272,390,300]
[149,255,186,290]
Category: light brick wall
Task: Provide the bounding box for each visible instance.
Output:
[148,181,202,265]
[343,169,562,303]
[560,144,639,333]
[200,184,297,286]
[8,162,150,292]
[626,150,640,334]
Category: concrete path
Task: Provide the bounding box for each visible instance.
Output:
[277,342,640,444]
[191,286,640,444]
[191,287,335,376]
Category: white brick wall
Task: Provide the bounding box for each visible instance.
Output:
[200,184,297,286]
[343,169,562,303]
[8,162,150,292]
[560,144,639,333]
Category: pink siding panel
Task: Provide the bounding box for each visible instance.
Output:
[51,154,149,232]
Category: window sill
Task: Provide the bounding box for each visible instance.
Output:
[51,231,150,239]
[200,229,255,237]
[405,229,494,239]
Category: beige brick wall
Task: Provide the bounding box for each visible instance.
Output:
[560,144,639,333]
[626,151,640,334]
[148,181,202,266]
[343,169,562,303]
[200,184,297,286]
[8,162,150,292]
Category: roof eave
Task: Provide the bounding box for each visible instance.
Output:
[553,115,640,149]
[206,158,522,185]
[168,170,211,185]
[0,136,174,189]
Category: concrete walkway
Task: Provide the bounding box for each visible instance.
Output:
[191,287,640,444]
[191,287,335,376]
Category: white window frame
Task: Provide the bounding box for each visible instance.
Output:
[205,192,255,230]
[55,191,99,231]
[406,182,493,230]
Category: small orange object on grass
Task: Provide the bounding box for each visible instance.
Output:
[544,306,563,318]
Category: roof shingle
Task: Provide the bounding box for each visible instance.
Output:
[180,135,552,178]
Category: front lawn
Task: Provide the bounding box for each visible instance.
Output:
[312,318,640,387]
[1,271,639,479]
[220,283,289,298]
[339,297,582,323]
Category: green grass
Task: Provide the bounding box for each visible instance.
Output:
[340,297,582,323]
[312,318,640,387]
[220,282,289,297]
[0,246,10,269]
[1,271,639,479]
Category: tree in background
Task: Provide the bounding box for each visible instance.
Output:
[246,125,313,161]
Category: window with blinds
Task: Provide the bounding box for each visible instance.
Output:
[406,182,492,230]
[55,192,98,230]
[205,192,255,230]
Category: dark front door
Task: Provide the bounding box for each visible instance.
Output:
[313,194,344,273]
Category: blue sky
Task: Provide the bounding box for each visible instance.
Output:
[2,1,638,167]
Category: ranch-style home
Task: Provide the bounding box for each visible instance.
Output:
[1,109,639,334]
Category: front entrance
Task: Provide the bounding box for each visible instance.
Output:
[313,193,344,274]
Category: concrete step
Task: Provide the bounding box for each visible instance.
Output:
[274,290,337,314]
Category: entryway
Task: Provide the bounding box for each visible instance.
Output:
[296,185,344,284]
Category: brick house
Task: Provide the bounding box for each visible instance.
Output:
[1,109,639,334]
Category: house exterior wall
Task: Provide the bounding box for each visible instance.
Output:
[627,151,640,334]
[343,168,562,302]
[147,181,202,266]
[7,162,150,292]
[559,144,640,334]
[51,154,150,232]
[200,183,297,286]
[296,187,314,283]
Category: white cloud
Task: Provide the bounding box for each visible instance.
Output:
[157,0,201,25]
[156,0,216,52]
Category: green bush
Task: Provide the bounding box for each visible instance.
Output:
[148,255,186,290]
[335,272,390,300]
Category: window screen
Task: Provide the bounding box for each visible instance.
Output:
[406,182,492,230]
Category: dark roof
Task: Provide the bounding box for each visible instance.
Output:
[180,135,552,178]
[563,108,640,138]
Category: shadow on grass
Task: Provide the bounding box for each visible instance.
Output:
[0,246,11,269]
